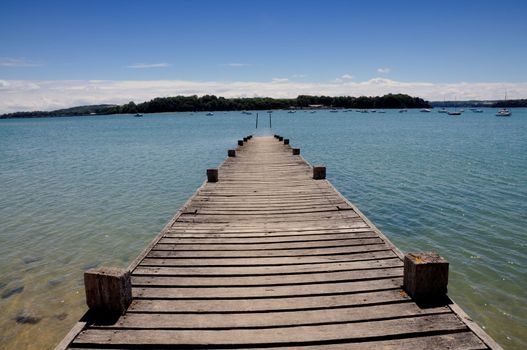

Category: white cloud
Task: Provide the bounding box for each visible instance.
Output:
[127,63,170,69]
[341,74,354,80]
[223,63,250,67]
[0,78,526,113]
[377,67,391,74]
[0,57,41,67]
[292,74,307,78]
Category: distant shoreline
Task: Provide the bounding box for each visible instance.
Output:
[0,94,429,119]
[1,94,525,119]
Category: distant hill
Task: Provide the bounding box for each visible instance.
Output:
[0,104,117,119]
[0,94,431,119]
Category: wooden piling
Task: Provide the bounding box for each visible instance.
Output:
[292,148,300,155]
[206,168,218,182]
[313,165,326,180]
[283,138,290,145]
[238,140,244,146]
[403,252,449,302]
[84,267,131,316]
[227,149,236,157]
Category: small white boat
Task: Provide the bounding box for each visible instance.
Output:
[288,110,296,114]
[399,109,407,113]
[377,110,386,113]
[496,109,511,117]
[330,109,338,113]
[310,110,316,114]
[448,111,461,116]
[206,112,214,116]
[496,92,512,117]
[242,111,252,115]
[134,113,143,117]
[438,108,448,113]
[420,108,431,113]
[472,109,483,113]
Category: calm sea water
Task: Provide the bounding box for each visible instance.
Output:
[0,109,525,349]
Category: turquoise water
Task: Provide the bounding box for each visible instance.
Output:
[0,109,525,349]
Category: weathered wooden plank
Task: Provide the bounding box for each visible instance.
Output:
[133,278,401,299]
[165,221,375,237]
[161,231,378,242]
[145,246,395,259]
[133,258,403,276]
[140,249,394,266]
[107,303,450,329]
[153,237,384,251]
[131,267,403,287]
[132,278,403,299]
[73,314,468,346]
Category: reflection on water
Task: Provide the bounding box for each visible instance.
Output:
[0,109,525,349]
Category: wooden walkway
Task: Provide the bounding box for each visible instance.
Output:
[59,136,501,349]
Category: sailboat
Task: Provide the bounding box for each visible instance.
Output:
[496,91,511,117]
[448,97,461,116]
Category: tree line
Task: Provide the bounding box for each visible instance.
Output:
[1,94,431,118]
[109,93,430,114]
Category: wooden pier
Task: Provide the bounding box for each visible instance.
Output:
[58,136,501,349]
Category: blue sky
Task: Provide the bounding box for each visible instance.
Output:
[1,0,526,111]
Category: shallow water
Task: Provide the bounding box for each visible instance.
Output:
[0,109,525,349]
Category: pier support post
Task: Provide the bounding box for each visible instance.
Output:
[238,140,244,146]
[228,149,236,157]
[292,148,300,155]
[207,168,218,182]
[283,139,290,145]
[84,267,132,317]
[243,137,248,142]
[278,136,283,141]
[403,252,449,302]
[313,166,326,180]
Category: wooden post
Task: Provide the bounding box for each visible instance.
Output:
[84,267,132,316]
[243,137,248,142]
[292,148,300,155]
[403,252,449,302]
[313,166,326,180]
[278,136,283,141]
[283,139,289,145]
[238,140,244,146]
[255,113,258,128]
[228,149,236,157]
[207,168,218,182]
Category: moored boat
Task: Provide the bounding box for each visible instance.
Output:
[496,92,512,117]
[496,109,511,117]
